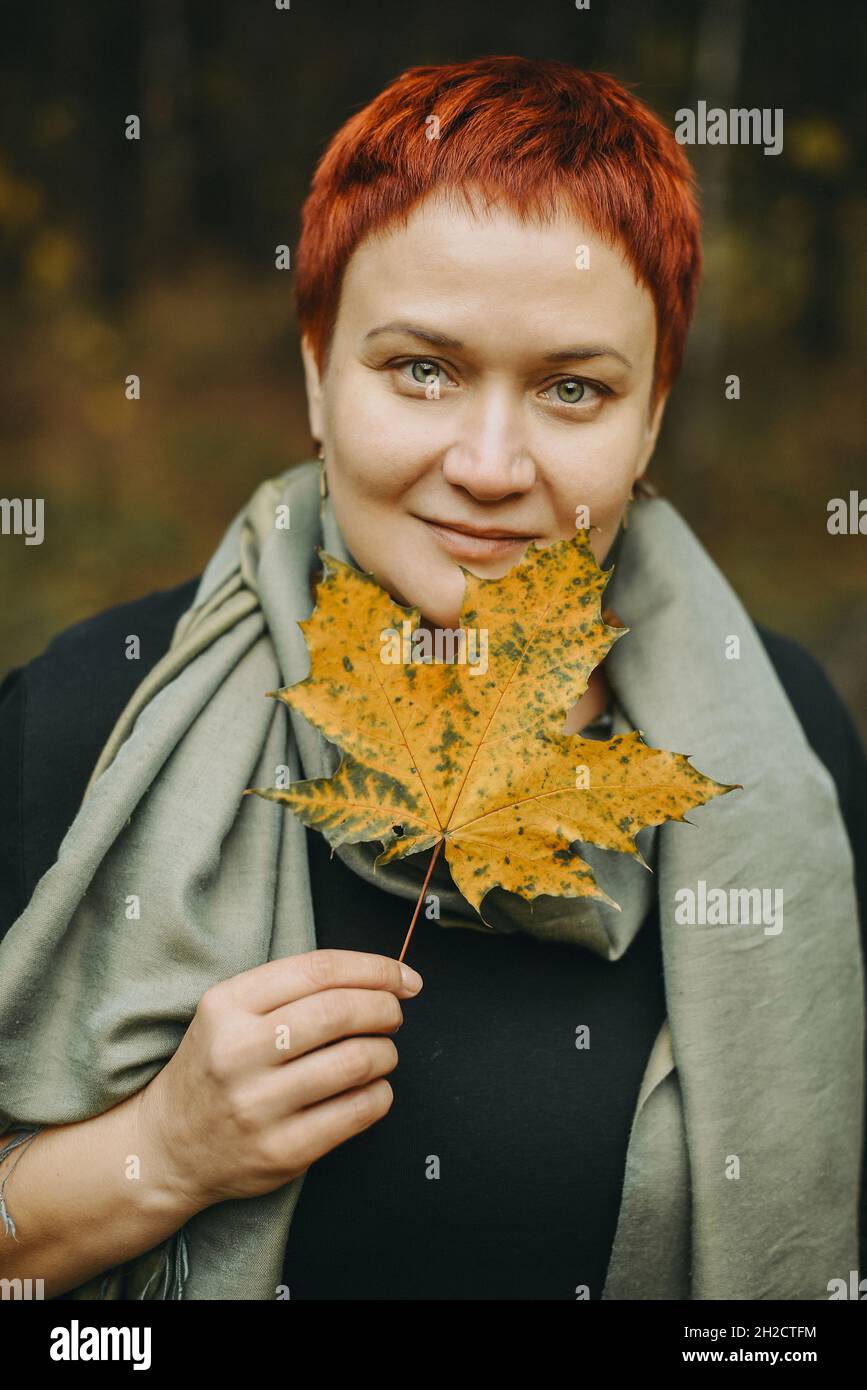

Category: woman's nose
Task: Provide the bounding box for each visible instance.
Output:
[440,404,537,500]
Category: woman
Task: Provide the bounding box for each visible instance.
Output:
[0,56,864,1302]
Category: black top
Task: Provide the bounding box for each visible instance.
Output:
[1,579,865,1298]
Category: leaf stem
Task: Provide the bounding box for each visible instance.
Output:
[398,838,444,964]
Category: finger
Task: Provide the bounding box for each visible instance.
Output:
[223,948,422,1014]
[280,1078,395,1172]
[256,1035,400,1117]
[259,988,404,1066]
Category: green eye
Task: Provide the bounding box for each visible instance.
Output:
[410,360,439,384]
[556,379,586,403]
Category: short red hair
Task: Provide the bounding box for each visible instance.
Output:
[295,56,701,400]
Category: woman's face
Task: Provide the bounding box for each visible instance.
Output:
[302,189,667,628]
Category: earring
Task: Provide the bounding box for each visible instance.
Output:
[316,444,328,500]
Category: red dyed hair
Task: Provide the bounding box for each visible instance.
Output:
[294,55,701,400]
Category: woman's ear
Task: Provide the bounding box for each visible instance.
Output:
[300,334,325,444]
[634,388,670,483]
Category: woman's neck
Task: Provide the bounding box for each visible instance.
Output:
[563,664,611,735]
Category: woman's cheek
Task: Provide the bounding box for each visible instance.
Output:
[550,464,630,537]
[555,414,647,524]
[331,415,428,504]
[332,371,431,470]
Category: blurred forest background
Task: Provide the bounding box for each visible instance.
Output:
[1,0,865,735]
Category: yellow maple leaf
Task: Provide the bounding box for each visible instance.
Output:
[247,530,737,929]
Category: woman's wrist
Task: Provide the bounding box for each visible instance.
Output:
[131,1078,211,1222]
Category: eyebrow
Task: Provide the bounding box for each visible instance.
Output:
[362,321,633,369]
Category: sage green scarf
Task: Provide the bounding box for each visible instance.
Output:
[0,459,862,1299]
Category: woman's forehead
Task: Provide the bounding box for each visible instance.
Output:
[336,192,656,369]
[345,187,629,276]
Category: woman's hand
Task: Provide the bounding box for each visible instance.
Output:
[136,949,423,1211]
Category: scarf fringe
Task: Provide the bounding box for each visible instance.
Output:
[0,1124,44,1239]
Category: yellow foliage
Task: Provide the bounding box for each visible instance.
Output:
[249,531,736,922]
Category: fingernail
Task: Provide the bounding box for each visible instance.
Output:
[400,964,423,993]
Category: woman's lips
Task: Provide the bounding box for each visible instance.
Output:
[420,518,537,560]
